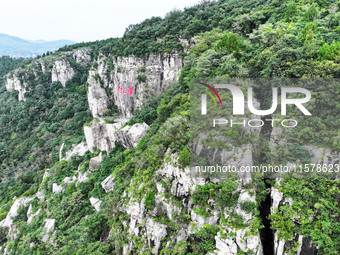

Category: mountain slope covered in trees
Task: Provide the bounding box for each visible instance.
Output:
[0,0,339,254]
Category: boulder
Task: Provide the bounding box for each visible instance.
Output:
[42,219,56,242]
[114,123,150,149]
[77,171,89,183]
[84,118,128,152]
[89,154,102,171]
[52,183,63,194]
[63,176,77,184]
[101,175,115,193]
[64,142,88,160]
[90,197,102,212]
[42,170,50,180]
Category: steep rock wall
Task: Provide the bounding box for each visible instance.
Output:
[87,53,183,117]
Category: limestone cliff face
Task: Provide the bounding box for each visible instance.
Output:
[87,55,110,118]
[87,53,183,117]
[5,49,91,100]
[118,152,263,255]
[5,49,182,115]
[212,189,262,255]
[68,48,92,67]
[84,117,129,152]
[51,59,75,87]
[121,152,195,255]
[5,71,28,101]
[0,197,34,240]
[84,51,183,153]
[5,48,181,156]
[5,60,48,101]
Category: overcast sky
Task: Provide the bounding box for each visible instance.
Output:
[0,0,202,42]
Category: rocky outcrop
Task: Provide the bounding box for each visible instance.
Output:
[68,48,92,67]
[122,153,192,254]
[77,171,89,183]
[191,107,260,181]
[90,197,102,212]
[42,219,56,242]
[87,67,110,117]
[154,187,182,220]
[36,190,45,200]
[113,54,183,117]
[5,48,88,101]
[125,199,146,237]
[27,204,41,224]
[5,60,49,101]
[304,144,340,165]
[114,123,150,149]
[64,142,88,160]
[44,219,55,232]
[84,118,128,152]
[84,119,150,153]
[210,189,262,255]
[86,53,183,118]
[156,151,194,198]
[101,175,115,193]
[89,153,102,171]
[0,197,34,240]
[214,231,262,255]
[192,140,255,179]
[5,72,28,101]
[63,176,77,184]
[59,143,65,161]
[51,59,75,87]
[270,181,318,255]
[191,209,219,228]
[52,183,63,194]
[42,169,50,180]
[270,127,340,179]
[145,218,167,255]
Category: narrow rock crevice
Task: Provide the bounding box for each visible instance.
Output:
[258,177,274,255]
[257,115,274,255]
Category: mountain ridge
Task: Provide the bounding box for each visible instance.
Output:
[0,33,76,58]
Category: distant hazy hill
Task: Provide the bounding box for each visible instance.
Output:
[0,33,76,58]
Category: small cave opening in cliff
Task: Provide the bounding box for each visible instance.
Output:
[257,115,275,255]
